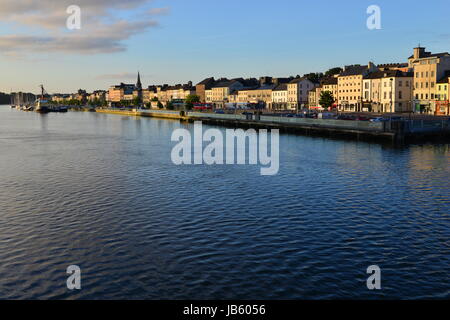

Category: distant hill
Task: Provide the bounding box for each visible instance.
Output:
[0,92,11,105]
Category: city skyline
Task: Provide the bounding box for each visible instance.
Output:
[1,0,450,93]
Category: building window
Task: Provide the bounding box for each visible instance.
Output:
[399,91,402,99]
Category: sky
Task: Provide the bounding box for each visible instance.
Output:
[0,0,450,94]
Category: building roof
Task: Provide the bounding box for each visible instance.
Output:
[289,76,309,84]
[320,77,338,85]
[196,77,216,89]
[255,84,277,91]
[273,83,288,91]
[212,79,242,88]
[364,70,413,79]
[340,65,369,76]
[408,52,450,60]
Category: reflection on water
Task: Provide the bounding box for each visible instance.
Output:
[0,106,449,299]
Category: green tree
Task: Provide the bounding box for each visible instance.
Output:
[184,94,200,110]
[157,101,164,109]
[304,72,323,83]
[166,101,174,110]
[319,91,334,111]
[325,67,343,77]
[132,97,141,107]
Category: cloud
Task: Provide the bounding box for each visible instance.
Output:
[0,1,168,56]
[149,7,170,15]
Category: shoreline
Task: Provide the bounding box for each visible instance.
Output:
[90,108,450,145]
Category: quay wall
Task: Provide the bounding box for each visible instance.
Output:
[93,109,450,143]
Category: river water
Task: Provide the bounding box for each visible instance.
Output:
[0,106,448,299]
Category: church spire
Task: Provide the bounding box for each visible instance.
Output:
[136,71,142,90]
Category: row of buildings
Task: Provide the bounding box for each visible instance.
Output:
[308,47,450,115]
[51,46,450,115]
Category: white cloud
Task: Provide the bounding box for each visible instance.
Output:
[0,1,169,56]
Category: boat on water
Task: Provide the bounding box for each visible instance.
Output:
[35,85,50,113]
[35,99,50,113]
[54,106,68,113]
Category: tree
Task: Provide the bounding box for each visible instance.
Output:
[132,97,141,107]
[157,101,164,109]
[319,91,334,111]
[304,72,323,83]
[166,101,174,110]
[184,94,200,110]
[325,67,343,77]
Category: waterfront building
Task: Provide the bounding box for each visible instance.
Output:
[338,62,378,112]
[287,77,317,110]
[211,80,244,108]
[196,78,216,103]
[52,94,70,103]
[362,70,414,113]
[308,87,320,109]
[271,83,288,110]
[240,83,276,108]
[321,76,339,106]
[408,46,450,114]
[142,86,158,105]
[435,74,450,115]
[155,82,196,106]
[88,90,107,102]
[108,83,136,104]
[205,89,213,104]
[228,91,239,103]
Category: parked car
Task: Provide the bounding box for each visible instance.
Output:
[370,117,386,122]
